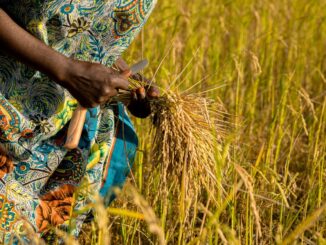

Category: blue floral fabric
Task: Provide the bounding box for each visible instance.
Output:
[0,0,156,243]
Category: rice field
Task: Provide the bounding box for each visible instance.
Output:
[84,0,326,244]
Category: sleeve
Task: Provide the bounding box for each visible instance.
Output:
[47,0,157,66]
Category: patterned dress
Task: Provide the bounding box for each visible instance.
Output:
[0,0,156,243]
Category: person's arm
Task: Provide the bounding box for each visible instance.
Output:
[0,8,129,108]
[0,8,69,82]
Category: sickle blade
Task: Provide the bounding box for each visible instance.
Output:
[130,59,149,74]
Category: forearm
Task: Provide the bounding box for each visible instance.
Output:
[0,8,69,83]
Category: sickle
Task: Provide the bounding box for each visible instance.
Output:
[64,60,148,150]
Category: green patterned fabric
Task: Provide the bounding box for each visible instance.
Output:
[0,0,156,243]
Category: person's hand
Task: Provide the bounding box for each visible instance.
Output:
[60,59,130,108]
[114,58,160,118]
[127,73,159,118]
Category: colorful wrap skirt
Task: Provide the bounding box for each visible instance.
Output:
[0,0,156,243]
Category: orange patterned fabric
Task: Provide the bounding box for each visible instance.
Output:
[36,184,75,232]
[0,145,13,179]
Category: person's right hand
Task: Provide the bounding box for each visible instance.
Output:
[59,59,130,108]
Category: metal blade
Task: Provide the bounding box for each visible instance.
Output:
[130,59,149,75]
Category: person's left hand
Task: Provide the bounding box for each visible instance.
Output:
[114,58,160,118]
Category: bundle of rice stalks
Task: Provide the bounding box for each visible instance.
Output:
[150,91,227,194]
[115,79,228,201]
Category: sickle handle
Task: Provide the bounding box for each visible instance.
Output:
[63,70,131,150]
[64,104,87,150]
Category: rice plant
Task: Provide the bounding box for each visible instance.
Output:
[112,0,326,244]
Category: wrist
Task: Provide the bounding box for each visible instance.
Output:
[51,56,73,87]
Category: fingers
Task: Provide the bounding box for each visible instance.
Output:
[130,88,146,102]
[130,91,137,101]
[130,73,143,82]
[98,89,118,105]
[142,84,159,99]
[110,74,129,90]
[127,97,152,119]
[136,87,146,100]
[114,57,130,72]
[146,86,160,98]
[130,86,159,102]
[129,72,160,98]
[113,58,133,84]
[122,69,132,78]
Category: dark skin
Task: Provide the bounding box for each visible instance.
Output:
[0,8,159,118]
[114,58,159,118]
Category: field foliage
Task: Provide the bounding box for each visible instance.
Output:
[83,0,326,244]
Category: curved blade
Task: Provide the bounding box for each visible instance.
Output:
[130,59,149,74]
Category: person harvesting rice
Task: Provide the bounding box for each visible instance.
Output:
[0,0,158,242]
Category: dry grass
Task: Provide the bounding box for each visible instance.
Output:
[150,90,228,243]
[112,85,229,244]
[117,0,326,244]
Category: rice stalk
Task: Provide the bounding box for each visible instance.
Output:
[122,183,166,245]
[112,79,228,241]
[55,228,79,245]
[281,201,326,245]
[234,164,262,238]
[93,195,110,245]
[114,77,227,199]
[106,207,145,220]
[149,89,226,195]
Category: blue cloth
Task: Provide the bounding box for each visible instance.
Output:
[100,103,138,206]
